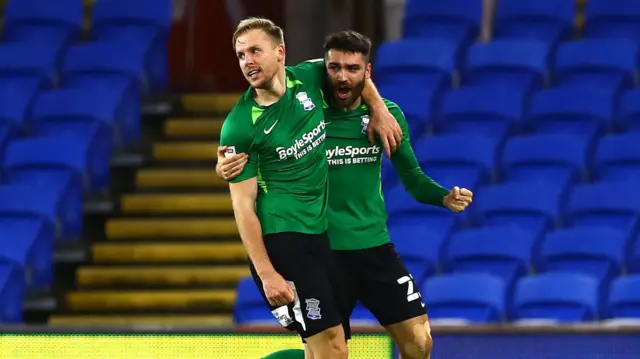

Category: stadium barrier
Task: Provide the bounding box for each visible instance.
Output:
[0,323,639,358]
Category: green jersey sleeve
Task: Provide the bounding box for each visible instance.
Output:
[388,105,450,207]
[219,109,259,183]
[291,58,325,90]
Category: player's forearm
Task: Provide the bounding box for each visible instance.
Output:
[362,79,386,111]
[235,210,275,277]
[391,145,449,206]
[229,179,275,278]
[400,171,450,207]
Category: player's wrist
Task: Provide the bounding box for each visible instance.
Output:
[256,265,277,280]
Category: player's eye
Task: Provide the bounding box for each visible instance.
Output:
[237,53,244,60]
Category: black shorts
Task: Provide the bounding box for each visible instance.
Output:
[249,232,351,340]
[334,242,427,327]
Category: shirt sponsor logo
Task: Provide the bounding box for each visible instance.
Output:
[275,120,327,160]
[326,145,381,166]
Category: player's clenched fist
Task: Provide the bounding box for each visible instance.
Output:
[443,186,473,212]
[216,146,248,181]
[261,271,296,307]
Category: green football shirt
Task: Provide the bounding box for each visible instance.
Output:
[325,99,450,250]
[219,61,329,235]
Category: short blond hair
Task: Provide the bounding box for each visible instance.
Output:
[232,17,285,48]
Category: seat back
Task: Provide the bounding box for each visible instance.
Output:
[423,273,506,322]
[512,273,600,322]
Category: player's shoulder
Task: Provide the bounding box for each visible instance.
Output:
[224,88,255,124]
[289,58,325,72]
[382,98,402,113]
[382,98,407,121]
[286,59,325,82]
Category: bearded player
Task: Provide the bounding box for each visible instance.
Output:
[219,31,473,359]
[221,18,403,359]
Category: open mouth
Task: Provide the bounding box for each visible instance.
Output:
[247,69,261,79]
[337,87,350,100]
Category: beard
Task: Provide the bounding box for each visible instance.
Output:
[332,76,366,109]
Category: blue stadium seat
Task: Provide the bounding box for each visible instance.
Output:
[92,0,173,92]
[553,39,639,89]
[0,124,12,163]
[386,186,460,231]
[526,86,616,138]
[413,133,499,189]
[473,182,563,233]
[0,185,58,289]
[494,0,575,45]
[618,90,640,132]
[443,226,536,286]
[3,135,109,194]
[565,182,640,232]
[536,227,628,283]
[630,239,640,274]
[512,273,600,322]
[501,133,590,188]
[0,80,41,133]
[584,0,640,42]
[0,263,24,323]
[233,277,275,325]
[391,225,450,284]
[375,39,457,90]
[422,273,506,322]
[462,40,550,92]
[594,134,640,182]
[438,86,526,138]
[62,42,146,144]
[31,87,122,159]
[2,137,100,239]
[608,275,640,319]
[379,83,438,136]
[403,0,482,49]
[0,43,60,89]
[3,0,82,55]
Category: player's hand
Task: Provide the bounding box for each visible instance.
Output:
[367,105,403,158]
[261,271,295,307]
[216,146,248,181]
[443,186,473,212]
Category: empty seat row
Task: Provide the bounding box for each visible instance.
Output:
[377,38,640,93]
[383,132,640,197]
[385,133,640,189]
[390,225,640,285]
[382,84,640,138]
[404,0,640,45]
[234,273,640,324]
[1,0,172,92]
[0,41,144,146]
[388,180,640,233]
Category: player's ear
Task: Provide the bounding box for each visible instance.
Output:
[276,44,286,62]
[365,63,372,79]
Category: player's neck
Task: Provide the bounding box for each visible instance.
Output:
[254,69,286,106]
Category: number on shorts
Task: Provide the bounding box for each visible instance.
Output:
[397,275,422,302]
